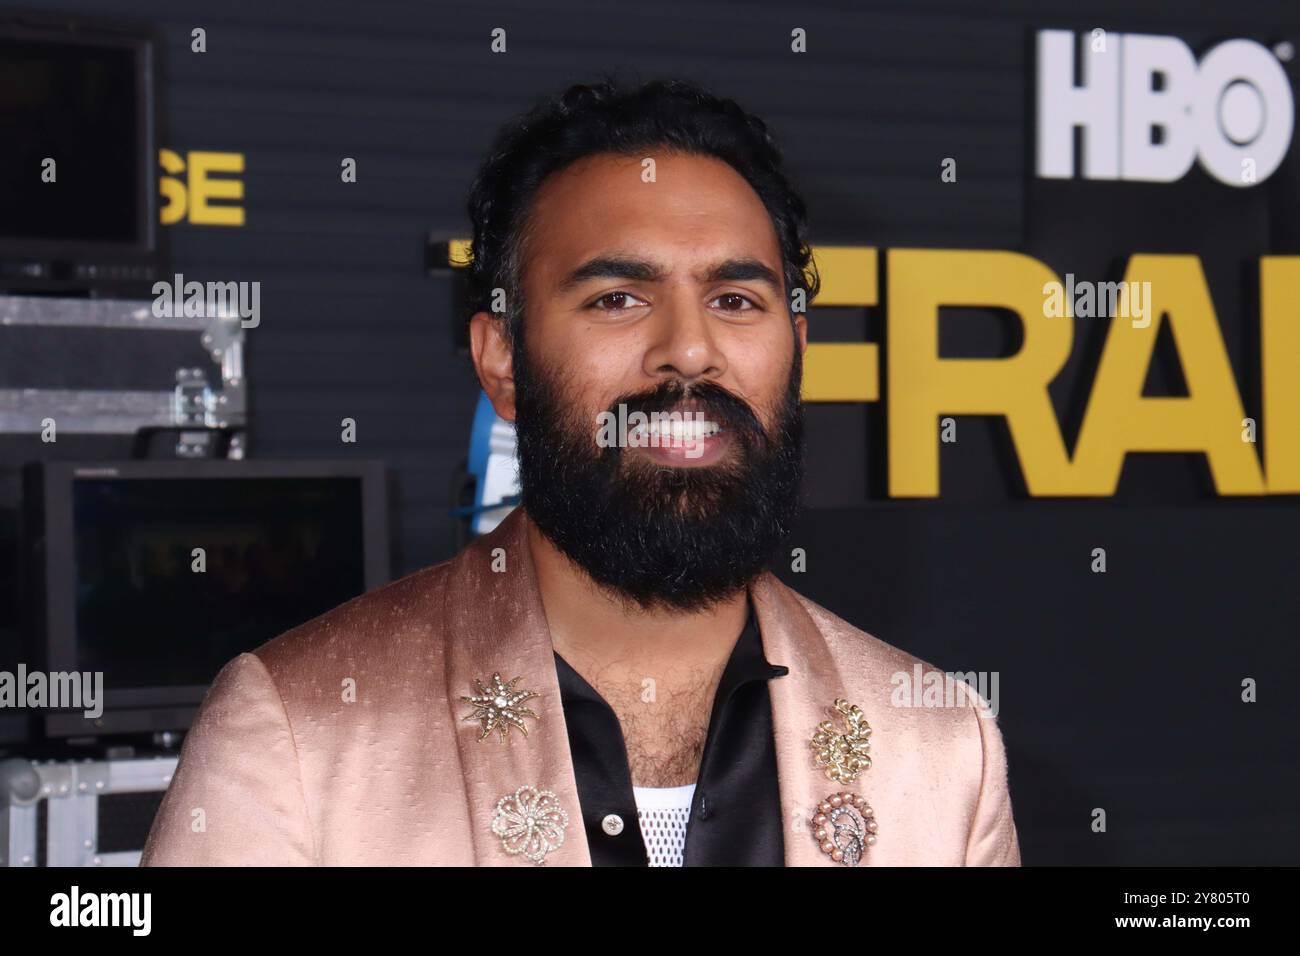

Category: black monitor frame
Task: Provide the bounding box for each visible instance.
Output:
[22,459,390,739]
[0,8,166,291]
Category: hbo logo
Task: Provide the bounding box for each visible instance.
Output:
[1037,30,1294,187]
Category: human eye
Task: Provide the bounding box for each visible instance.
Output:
[708,291,760,313]
[588,290,649,312]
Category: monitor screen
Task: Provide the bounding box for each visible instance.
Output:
[0,34,142,243]
[70,477,368,689]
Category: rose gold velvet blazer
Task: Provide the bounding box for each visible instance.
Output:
[140,507,1020,866]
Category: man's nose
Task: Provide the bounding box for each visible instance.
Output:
[641,294,726,382]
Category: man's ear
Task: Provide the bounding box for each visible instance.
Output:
[794,312,808,354]
[469,310,517,422]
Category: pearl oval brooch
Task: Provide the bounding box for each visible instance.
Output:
[811,791,878,866]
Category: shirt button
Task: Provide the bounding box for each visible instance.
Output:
[601,813,625,836]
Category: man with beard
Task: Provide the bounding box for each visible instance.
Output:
[142,79,1020,868]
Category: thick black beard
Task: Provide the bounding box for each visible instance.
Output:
[511,332,805,614]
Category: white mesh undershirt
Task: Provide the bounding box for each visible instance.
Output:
[632,783,696,867]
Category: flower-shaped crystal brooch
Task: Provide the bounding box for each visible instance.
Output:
[491,785,569,864]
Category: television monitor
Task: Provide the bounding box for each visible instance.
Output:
[21,460,390,739]
[0,10,164,292]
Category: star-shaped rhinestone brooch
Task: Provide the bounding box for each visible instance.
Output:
[460,673,540,742]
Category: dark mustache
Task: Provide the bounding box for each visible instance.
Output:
[605,380,764,440]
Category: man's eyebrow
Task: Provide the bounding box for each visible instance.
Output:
[699,258,784,291]
[556,255,784,294]
[557,256,665,292]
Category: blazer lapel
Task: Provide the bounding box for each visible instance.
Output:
[442,508,592,866]
[749,572,862,866]
[442,510,857,868]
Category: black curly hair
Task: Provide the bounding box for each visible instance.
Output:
[464,75,819,345]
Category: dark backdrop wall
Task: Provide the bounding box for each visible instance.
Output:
[4,0,1298,864]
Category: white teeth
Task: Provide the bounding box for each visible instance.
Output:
[647,421,722,442]
[633,419,720,441]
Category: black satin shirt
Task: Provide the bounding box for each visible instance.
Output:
[553,598,790,866]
